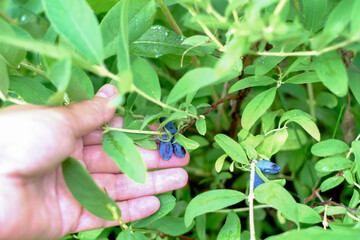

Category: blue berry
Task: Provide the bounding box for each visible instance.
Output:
[256,160,281,174]
[159,117,177,134]
[159,137,173,161]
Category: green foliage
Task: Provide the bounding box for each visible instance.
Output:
[2,0,360,239]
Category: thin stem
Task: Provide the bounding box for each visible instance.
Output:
[249,161,256,240]
[133,86,198,119]
[307,83,315,117]
[103,126,163,135]
[274,0,288,15]
[346,132,360,158]
[20,61,48,78]
[354,182,360,189]
[346,212,360,222]
[215,205,272,213]
[228,0,239,24]
[332,106,345,139]
[256,37,359,57]
[265,126,288,136]
[323,204,329,230]
[188,8,226,52]
[0,9,15,24]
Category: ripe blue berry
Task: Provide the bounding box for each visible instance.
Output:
[159,139,173,161]
[159,117,177,134]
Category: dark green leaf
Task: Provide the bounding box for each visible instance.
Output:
[151,216,194,236]
[132,195,176,228]
[255,182,298,224]
[217,211,241,240]
[43,0,103,64]
[62,157,121,221]
[314,51,348,97]
[311,139,349,157]
[184,189,246,227]
[67,66,94,101]
[103,131,147,183]
[315,157,352,173]
[241,87,277,130]
[196,215,206,240]
[214,134,248,165]
[320,176,344,192]
[228,75,276,93]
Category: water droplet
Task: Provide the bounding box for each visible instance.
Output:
[19,15,27,22]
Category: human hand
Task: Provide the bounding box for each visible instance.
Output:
[0,84,189,240]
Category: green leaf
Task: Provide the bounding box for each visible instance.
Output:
[150,216,194,236]
[116,0,130,73]
[134,138,157,150]
[9,76,54,104]
[215,154,228,173]
[125,121,151,140]
[262,110,283,133]
[315,92,338,108]
[0,58,9,97]
[348,69,360,105]
[131,55,161,100]
[285,72,320,84]
[174,133,199,150]
[311,139,349,157]
[257,129,288,159]
[315,157,353,173]
[166,67,218,105]
[279,109,315,126]
[301,0,327,32]
[351,1,360,35]
[42,0,103,64]
[100,0,156,58]
[103,131,147,183]
[0,18,26,66]
[313,51,348,97]
[265,228,360,240]
[132,195,176,228]
[67,66,94,101]
[62,157,121,221]
[184,189,246,227]
[286,116,320,141]
[195,118,207,136]
[241,87,277,130]
[87,0,120,13]
[320,176,344,192]
[254,182,298,225]
[352,141,360,182]
[327,206,347,215]
[48,59,71,92]
[214,134,248,165]
[297,204,322,224]
[196,215,206,240]
[130,25,209,58]
[228,75,276,93]
[217,211,241,240]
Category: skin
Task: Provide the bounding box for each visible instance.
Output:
[0,84,189,240]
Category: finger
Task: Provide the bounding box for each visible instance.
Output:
[61,84,118,137]
[83,145,189,173]
[83,116,160,146]
[73,196,160,233]
[92,168,188,201]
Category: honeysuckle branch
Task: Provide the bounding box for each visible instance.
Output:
[256,36,360,57]
[20,60,49,78]
[264,126,288,136]
[101,126,163,135]
[214,204,272,213]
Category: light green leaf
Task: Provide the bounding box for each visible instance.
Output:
[257,129,288,159]
[166,67,219,105]
[254,182,298,225]
[320,176,344,192]
[311,139,349,157]
[286,116,320,141]
[316,92,338,108]
[262,110,283,133]
[0,18,26,66]
[315,157,353,173]
[174,133,199,150]
[103,131,147,183]
[348,69,360,105]
[279,109,315,126]
[285,72,320,84]
[228,75,276,93]
[214,134,248,165]
[157,112,187,131]
[314,51,348,97]
[184,189,246,227]
[150,216,194,236]
[101,0,156,58]
[67,66,94,101]
[0,58,9,97]
[48,59,71,92]
[297,204,322,224]
[351,1,360,35]
[42,0,103,64]
[62,157,121,221]
[196,215,206,240]
[195,118,207,136]
[10,76,54,104]
[327,206,347,215]
[241,87,277,130]
[215,154,228,173]
[134,138,157,150]
[132,195,176,228]
[217,211,241,240]
[131,55,161,100]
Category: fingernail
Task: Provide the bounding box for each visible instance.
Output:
[95,84,117,100]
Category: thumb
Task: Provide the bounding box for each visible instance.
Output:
[62,84,119,137]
